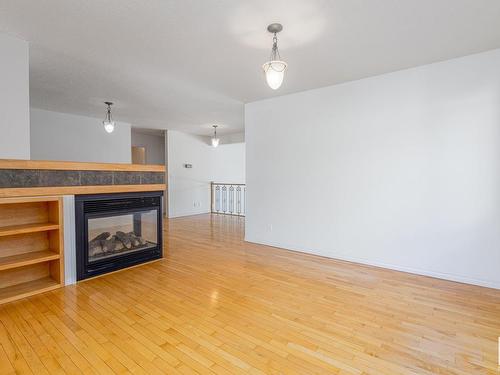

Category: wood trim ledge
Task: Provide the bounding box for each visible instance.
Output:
[0,184,167,198]
[0,159,165,172]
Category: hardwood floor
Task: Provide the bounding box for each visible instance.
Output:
[0,213,499,374]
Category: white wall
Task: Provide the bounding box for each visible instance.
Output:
[131,130,165,164]
[245,49,500,289]
[0,33,30,159]
[168,132,213,217]
[30,108,132,163]
[167,130,245,218]
[212,142,246,184]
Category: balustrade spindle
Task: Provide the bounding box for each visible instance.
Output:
[210,182,246,216]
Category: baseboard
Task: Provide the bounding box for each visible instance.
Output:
[245,236,500,290]
[169,209,210,218]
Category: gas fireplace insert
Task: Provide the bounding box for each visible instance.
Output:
[75,191,163,280]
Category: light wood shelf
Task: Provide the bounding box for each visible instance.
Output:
[0,184,166,198]
[0,222,59,237]
[0,158,166,172]
[0,277,60,305]
[0,250,60,271]
[0,196,64,304]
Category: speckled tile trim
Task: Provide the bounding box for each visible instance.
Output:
[0,169,165,188]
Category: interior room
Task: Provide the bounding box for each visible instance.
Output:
[0,1,499,374]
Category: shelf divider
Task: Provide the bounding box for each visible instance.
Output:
[0,222,59,237]
[0,250,60,272]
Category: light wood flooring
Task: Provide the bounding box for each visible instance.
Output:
[0,213,499,374]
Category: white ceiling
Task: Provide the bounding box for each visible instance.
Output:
[1,0,500,135]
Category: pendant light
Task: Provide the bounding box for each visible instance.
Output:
[211,125,220,148]
[262,23,287,90]
[102,101,115,133]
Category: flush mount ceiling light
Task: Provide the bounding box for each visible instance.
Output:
[211,125,220,148]
[262,23,287,90]
[102,101,115,133]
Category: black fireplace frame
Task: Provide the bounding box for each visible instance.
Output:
[75,191,163,281]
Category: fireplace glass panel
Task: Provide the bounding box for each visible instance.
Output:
[87,210,158,263]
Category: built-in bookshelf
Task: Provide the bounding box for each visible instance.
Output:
[0,196,64,304]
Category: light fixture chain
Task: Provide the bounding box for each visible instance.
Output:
[269,33,281,61]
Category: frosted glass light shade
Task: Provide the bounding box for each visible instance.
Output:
[103,120,115,133]
[211,137,220,147]
[262,60,287,90]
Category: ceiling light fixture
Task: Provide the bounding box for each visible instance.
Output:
[102,101,115,133]
[262,23,287,90]
[211,125,220,148]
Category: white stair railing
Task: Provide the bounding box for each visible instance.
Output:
[211,182,246,216]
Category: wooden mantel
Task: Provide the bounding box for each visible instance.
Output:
[0,159,166,198]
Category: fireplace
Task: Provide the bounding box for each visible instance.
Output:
[75,191,163,280]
